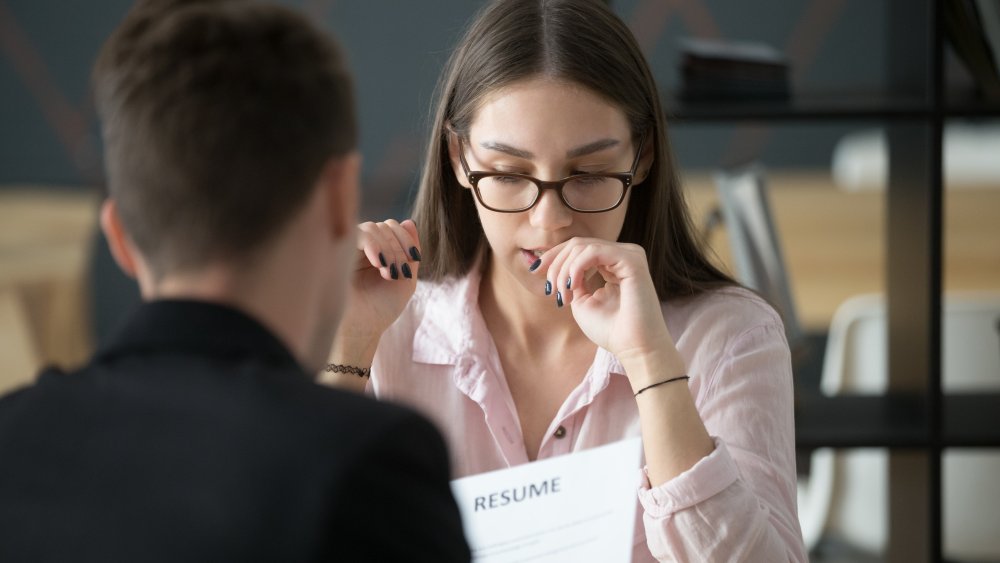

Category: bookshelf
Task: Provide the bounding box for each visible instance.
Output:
[668,90,1000,121]
[668,1,1000,561]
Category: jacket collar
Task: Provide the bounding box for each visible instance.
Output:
[96,299,303,374]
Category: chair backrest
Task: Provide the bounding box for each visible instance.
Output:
[943,295,1000,390]
[821,292,1000,395]
[714,163,804,349]
[816,292,1000,559]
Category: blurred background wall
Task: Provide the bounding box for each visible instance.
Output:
[0,0,889,347]
[1,0,887,193]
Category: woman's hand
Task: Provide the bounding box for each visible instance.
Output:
[325,219,421,387]
[342,218,422,340]
[530,238,680,376]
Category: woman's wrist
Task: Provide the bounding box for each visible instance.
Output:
[322,332,380,391]
[618,342,687,394]
[330,327,382,367]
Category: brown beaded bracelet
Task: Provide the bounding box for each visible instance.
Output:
[324,363,370,378]
[633,375,689,397]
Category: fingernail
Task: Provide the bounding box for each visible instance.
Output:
[390,263,399,280]
[378,252,387,268]
[401,263,412,279]
[566,276,572,290]
[544,280,552,295]
[529,258,541,272]
[556,291,563,308]
[409,247,422,262]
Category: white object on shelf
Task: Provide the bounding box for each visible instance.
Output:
[831,124,1000,191]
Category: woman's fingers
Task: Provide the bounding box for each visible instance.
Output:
[383,219,421,279]
[532,238,646,308]
[399,219,422,262]
[550,244,587,307]
[357,219,422,281]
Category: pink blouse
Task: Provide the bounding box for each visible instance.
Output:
[368,268,807,562]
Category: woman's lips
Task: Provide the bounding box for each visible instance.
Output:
[521,248,547,267]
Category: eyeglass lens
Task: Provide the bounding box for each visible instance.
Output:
[476,175,625,212]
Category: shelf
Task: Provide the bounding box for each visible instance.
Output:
[665,92,1000,122]
[665,93,932,122]
[795,393,928,449]
[943,394,1000,447]
[944,90,1000,118]
[795,392,1000,450]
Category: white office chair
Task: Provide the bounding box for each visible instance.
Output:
[815,292,1000,560]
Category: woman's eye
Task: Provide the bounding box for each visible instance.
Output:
[574,174,605,185]
[492,175,522,184]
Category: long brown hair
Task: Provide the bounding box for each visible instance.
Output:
[412,0,733,299]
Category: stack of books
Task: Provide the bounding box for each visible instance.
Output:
[678,38,790,101]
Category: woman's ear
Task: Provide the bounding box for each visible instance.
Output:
[634,134,655,186]
[445,127,473,189]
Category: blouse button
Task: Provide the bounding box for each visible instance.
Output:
[553,425,567,439]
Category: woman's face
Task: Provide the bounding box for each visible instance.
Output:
[449,77,649,297]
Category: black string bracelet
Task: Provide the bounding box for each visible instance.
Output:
[324,363,370,378]
[633,375,689,397]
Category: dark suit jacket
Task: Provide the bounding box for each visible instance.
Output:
[0,300,470,562]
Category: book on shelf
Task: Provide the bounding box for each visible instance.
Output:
[945,0,1000,100]
[976,0,1000,77]
[677,37,790,101]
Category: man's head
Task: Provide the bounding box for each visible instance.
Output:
[94,0,361,370]
[94,0,357,278]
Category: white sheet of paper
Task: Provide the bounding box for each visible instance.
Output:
[450,437,643,563]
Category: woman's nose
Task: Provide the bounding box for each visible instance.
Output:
[529,187,573,231]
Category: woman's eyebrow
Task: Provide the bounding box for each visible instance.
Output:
[480,138,622,160]
[566,138,620,158]
[479,141,533,159]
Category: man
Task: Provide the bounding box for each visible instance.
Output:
[0,1,470,561]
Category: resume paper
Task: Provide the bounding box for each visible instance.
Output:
[450,437,643,563]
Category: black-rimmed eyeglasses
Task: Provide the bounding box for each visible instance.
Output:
[458,134,646,213]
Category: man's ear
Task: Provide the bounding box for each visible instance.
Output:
[99,199,139,279]
[320,150,360,240]
[445,127,473,189]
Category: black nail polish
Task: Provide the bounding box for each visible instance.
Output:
[409,247,422,262]
[401,263,412,279]
[529,258,541,272]
[390,263,399,280]
[544,280,552,295]
[378,252,387,268]
[566,276,572,290]
[556,291,563,308]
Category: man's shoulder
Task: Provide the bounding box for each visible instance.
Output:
[0,366,74,415]
[301,378,425,426]
[1,360,437,448]
[267,370,444,449]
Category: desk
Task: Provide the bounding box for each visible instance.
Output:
[682,171,1000,332]
[0,188,99,393]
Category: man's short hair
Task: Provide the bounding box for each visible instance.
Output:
[94,0,357,277]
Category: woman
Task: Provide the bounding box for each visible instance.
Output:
[326,0,807,560]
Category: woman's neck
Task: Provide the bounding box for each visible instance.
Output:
[478,259,588,355]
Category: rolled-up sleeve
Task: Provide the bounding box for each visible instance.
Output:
[637,323,807,562]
